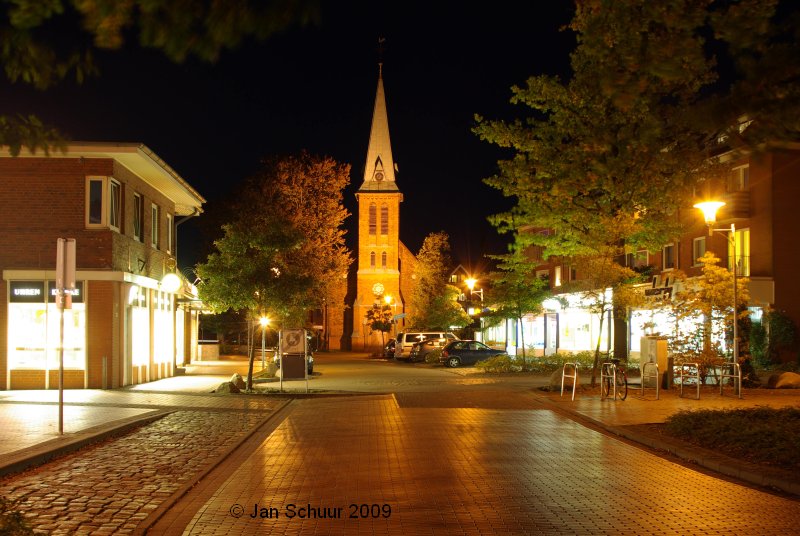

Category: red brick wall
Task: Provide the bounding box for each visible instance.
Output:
[86,281,116,389]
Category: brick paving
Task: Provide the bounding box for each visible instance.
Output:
[0,408,278,535]
[154,393,800,536]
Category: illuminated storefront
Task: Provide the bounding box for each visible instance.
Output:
[7,281,86,388]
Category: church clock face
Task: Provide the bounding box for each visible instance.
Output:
[372,282,384,296]
[374,171,384,181]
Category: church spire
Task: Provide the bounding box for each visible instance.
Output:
[359,62,399,192]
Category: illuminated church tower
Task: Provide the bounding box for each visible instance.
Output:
[351,63,405,350]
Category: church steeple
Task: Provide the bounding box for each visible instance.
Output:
[359,63,400,192]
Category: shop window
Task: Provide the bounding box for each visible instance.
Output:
[554,266,562,287]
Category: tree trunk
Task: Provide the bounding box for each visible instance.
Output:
[590,307,607,388]
[246,320,255,391]
[517,315,527,369]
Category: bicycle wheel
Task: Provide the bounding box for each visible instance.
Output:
[615,372,628,400]
[601,376,611,398]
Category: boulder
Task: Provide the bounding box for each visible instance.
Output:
[230,373,246,389]
[215,381,241,394]
[767,371,800,389]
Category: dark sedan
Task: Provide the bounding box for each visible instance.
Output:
[439,340,507,368]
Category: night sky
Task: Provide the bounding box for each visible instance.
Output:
[1,2,576,273]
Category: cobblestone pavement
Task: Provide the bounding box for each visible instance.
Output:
[0,407,281,535]
[153,393,800,536]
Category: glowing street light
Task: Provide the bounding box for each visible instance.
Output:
[465,277,483,302]
[693,200,739,363]
[259,315,270,368]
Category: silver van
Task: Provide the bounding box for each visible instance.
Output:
[395,331,458,360]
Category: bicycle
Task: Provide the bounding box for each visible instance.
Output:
[601,358,628,400]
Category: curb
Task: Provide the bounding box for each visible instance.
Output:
[134,398,295,535]
[534,392,800,497]
[0,410,171,478]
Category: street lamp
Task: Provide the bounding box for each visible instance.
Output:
[693,201,738,363]
[465,277,484,302]
[259,315,270,368]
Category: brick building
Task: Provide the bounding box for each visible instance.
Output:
[482,147,800,362]
[1,143,205,389]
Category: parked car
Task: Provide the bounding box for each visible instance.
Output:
[384,338,396,358]
[408,338,448,363]
[439,340,507,368]
[395,331,458,360]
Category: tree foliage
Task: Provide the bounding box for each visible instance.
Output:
[484,247,551,363]
[474,0,800,259]
[196,151,351,326]
[563,255,643,385]
[408,231,470,331]
[365,304,393,347]
[1,0,320,154]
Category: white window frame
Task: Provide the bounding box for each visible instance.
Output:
[692,237,706,267]
[151,204,160,249]
[662,243,676,271]
[166,213,173,254]
[85,176,122,233]
[133,193,144,242]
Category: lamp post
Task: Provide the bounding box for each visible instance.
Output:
[259,316,269,369]
[384,294,396,339]
[693,201,738,363]
[464,278,484,303]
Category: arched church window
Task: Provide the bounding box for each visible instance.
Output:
[381,251,387,267]
[380,205,389,235]
[369,204,377,235]
[370,251,376,267]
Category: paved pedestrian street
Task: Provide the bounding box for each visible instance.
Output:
[152,394,800,536]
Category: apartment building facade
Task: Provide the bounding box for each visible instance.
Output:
[483,147,800,362]
[0,143,206,389]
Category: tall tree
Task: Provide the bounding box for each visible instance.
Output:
[0,0,320,154]
[484,247,551,368]
[474,0,800,260]
[196,151,351,387]
[409,231,471,331]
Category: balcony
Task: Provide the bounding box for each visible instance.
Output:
[720,190,750,220]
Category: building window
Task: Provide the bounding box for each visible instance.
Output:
[380,205,389,235]
[369,204,377,235]
[626,250,649,269]
[166,213,173,254]
[730,228,750,276]
[536,269,550,284]
[109,179,121,231]
[381,251,387,267]
[692,237,706,266]
[554,266,562,287]
[133,194,144,242]
[728,165,749,192]
[86,176,122,231]
[569,266,577,281]
[151,204,160,249]
[662,243,676,270]
[370,251,376,267]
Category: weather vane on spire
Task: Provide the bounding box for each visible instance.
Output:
[377,37,386,75]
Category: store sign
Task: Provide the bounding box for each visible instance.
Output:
[47,281,84,303]
[9,281,45,303]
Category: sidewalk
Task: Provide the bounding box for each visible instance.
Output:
[1,365,799,494]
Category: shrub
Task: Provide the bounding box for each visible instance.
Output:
[475,354,517,373]
[664,407,800,469]
[425,348,443,364]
